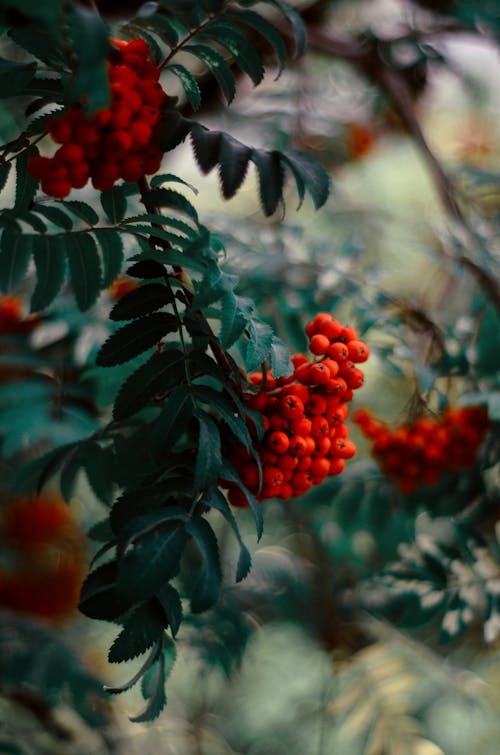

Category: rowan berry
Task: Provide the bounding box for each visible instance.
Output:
[142,147,163,174]
[314,436,331,456]
[309,363,331,385]
[110,64,139,88]
[328,458,345,475]
[109,106,133,129]
[56,142,85,164]
[296,455,312,471]
[348,340,370,363]
[263,466,284,488]
[120,153,146,182]
[290,417,312,437]
[306,394,327,416]
[291,353,309,369]
[321,358,339,378]
[340,325,358,342]
[291,470,313,491]
[104,130,133,159]
[325,377,348,396]
[318,318,342,340]
[309,333,330,356]
[345,367,364,390]
[27,155,51,179]
[279,394,305,421]
[310,416,330,438]
[91,161,121,190]
[279,483,294,499]
[246,392,268,412]
[68,161,90,188]
[48,117,73,143]
[239,462,260,489]
[41,179,71,198]
[327,342,349,362]
[228,488,249,508]
[289,435,307,456]
[310,457,330,479]
[267,431,290,454]
[269,413,289,432]
[294,362,312,384]
[281,383,310,403]
[277,454,298,472]
[332,438,356,459]
[260,450,277,466]
[136,106,160,126]
[126,39,150,58]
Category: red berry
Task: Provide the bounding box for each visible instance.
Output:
[120,153,146,182]
[130,120,152,149]
[142,147,163,174]
[263,466,284,488]
[56,143,85,164]
[267,431,290,454]
[136,106,160,126]
[318,318,342,340]
[306,395,327,416]
[348,340,370,363]
[291,416,312,436]
[48,117,73,143]
[28,155,51,180]
[309,333,330,356]
[104,130,133,159]
[279,394,305,421]
[327,342,349,362]
[110,106,133,129]
[289,435,307,456]
[309,363,331,385]
[91,162,121,191]
[310,416,329,438]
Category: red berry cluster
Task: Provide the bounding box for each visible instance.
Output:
[28,38,166,198]
[353,405,490,493]
[222,313,369,507]
[0,294,39,334]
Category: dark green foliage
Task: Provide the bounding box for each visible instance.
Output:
[0,612,108,727]
[96,313,179,366]
[66,233,102,311]
[31,234,66,311]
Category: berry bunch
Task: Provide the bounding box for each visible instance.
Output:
[223,313,369,506]
[0,494,88,623]
[353,405,490,493]
[28,38,166,198]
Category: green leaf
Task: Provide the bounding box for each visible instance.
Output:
[193,385,253,452]
[101,186,127,224]
[127,259,166,279]
[251,149,284,216]
[117,525,188,603]
[96,312,179,367]
[67,4,110,113]
[265,0,306,58]
[84,443,115,504]
[15,147,38,212]
[194,411,222,490]
[281,149,331,210]
[108,602,166,663]
[270,335,293,379]
[110,282,173,321]
[31,234,66,311]
[57,200,99,225]
[130,645,169,723]
[79,560,129,621]
[0,226,33,292]
[0,59,35,98]
[243,318,275,372]
[105,642,160,695]
[113,347,186,420]
[219,292,248,349]
[32,204,73,230]
[190,123,221,175]
[150,384,195,456]
[185,517,222,612]
[144,187,199,224]
[203,486,252,582]
[218,133,252,199]
[155,584,183,637]
[227,9,288,76]
[0,161,11,193]
[192,260,239,309]
[66,232,102,310]
[8,24,64,67]
[184,44,236,103]
[94,228,124,287]
[201,21,264,85]
[166,64,201,111]
[4,0,63,36]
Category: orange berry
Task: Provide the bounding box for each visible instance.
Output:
[309,333,330,356]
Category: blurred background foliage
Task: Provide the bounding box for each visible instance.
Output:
[0,0,499,753]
